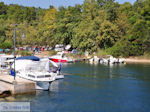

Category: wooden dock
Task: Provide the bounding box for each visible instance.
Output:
[0,74,36,95]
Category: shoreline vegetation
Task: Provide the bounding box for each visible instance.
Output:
[0,0,149,58]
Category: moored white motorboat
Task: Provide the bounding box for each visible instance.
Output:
[89,56,100,64]
[16,70,56,90]
[0,54,14,69]
[49,52,74,63]
[108,56,118,64]
[90,55,126,65]
[11,56,64,90]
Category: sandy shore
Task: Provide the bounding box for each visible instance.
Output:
[125,58,150,63]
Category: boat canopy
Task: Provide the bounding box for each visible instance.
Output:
[16,56,40,61]
[12,58,58,72]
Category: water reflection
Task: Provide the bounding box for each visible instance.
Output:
[62,62,128,79]
[50,80,64,92]
[5,62,150,112]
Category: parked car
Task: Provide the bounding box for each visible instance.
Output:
[71,49,78,54]
[54,44,64,52]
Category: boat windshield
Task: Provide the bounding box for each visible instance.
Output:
[25,60,49,72]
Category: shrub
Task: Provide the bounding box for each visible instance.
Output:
[106,40,144,57]
[0,41,12,49]
[95,49,109,57]
[142,52,150,59]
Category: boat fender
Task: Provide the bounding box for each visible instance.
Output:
[10,69,16,76]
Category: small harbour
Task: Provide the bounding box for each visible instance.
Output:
[3,62,150,112]
[0,0,149,111]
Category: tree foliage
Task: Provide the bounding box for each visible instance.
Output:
[0,0,149,56]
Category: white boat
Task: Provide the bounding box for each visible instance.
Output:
[89,56,100,64]
[100,55,125,64]
[49,52,74,63]
[0,54,14,70]
[108,56,118,64]
[118,58,125,63]
[54,44,64,52]
[11,56,64,90]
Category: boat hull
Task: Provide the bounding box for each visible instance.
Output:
[36,81,50,90]
[50,58,71,63]
[16,72,56,90]
[55,75,64,79]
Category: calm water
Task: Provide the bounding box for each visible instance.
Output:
[14,62,150,112]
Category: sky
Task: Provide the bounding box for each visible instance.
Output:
[0,0,137,9]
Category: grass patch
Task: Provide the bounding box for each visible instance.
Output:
[48,50,57,56]
[95,49,109,57]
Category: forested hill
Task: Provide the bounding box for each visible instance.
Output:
[0,0,149,57]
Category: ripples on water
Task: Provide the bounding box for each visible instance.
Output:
[9,63,150,112]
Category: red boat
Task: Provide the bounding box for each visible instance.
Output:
[49,52,74,63]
